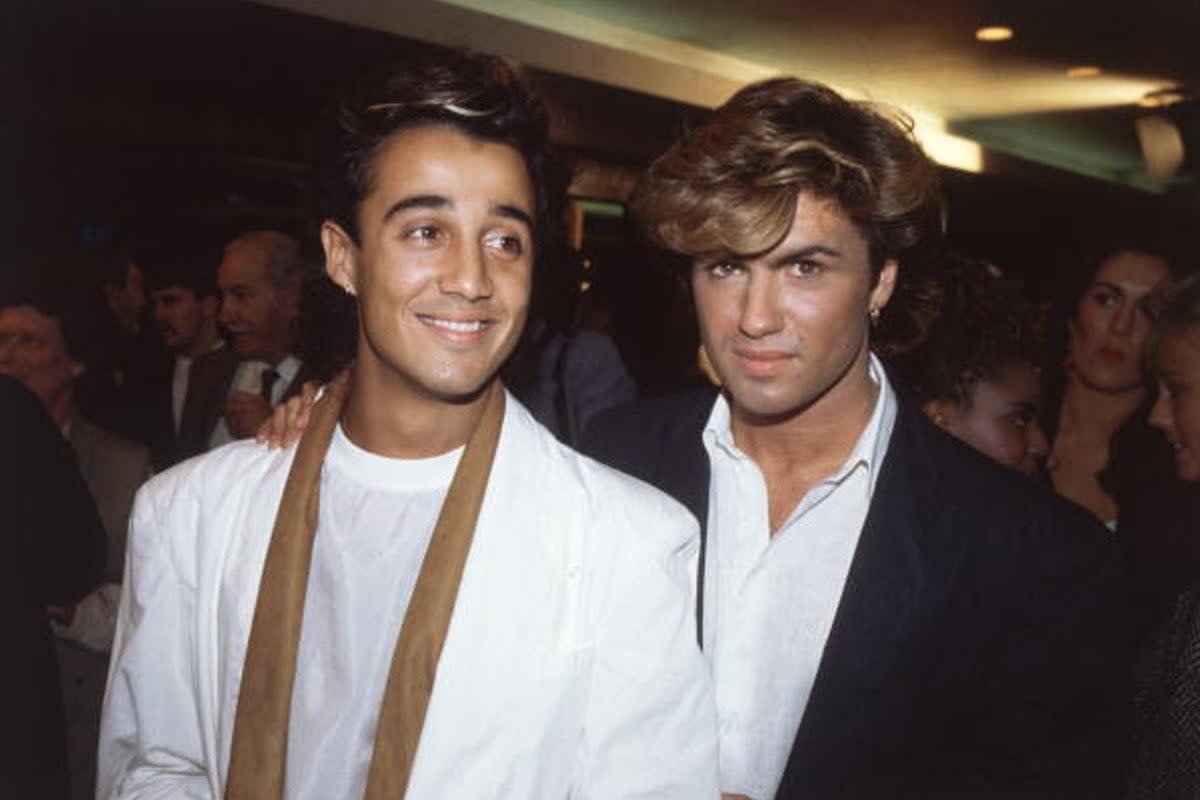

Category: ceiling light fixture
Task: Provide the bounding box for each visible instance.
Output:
[975,26,1014,42]
[1140,88,1188,108]
[1067,66,1102,79]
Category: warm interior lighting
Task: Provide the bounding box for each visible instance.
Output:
[1136,115,1186,181]
[1140,88,1188,108]
[975,26,1014,42]
[1067,66,1102,79]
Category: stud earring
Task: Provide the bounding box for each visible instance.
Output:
[869,307,881,325]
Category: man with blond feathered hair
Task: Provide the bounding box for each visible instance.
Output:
[583,77,1126,799]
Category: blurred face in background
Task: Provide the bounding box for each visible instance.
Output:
[1069,250,1171,393]
[153,285,218,357]
[1150,327,1200,482]
[927,359,1048,477]
[104,262,147,334]
[217,243,299,363]
[0,304,84,421]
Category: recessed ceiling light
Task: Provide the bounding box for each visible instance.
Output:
[1067,66,1102,79]
[975,26,1014,42]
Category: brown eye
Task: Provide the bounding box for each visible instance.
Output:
[789,260,823,278]
[483,231,525,258]
[407,225,441,244]
[703,260,739,279]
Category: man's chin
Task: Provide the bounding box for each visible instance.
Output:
[727,388,814,425]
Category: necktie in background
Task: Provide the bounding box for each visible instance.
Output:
[260,367,280,404]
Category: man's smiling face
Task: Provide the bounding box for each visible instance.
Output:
[323,124,536,404]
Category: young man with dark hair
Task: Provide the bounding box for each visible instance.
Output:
[141,236,238,468]
[583,77,1126,799]
[98,51,718,799]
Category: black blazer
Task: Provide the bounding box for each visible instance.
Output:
[581,383,1128,799]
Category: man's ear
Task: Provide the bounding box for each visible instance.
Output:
[321,221,357,296]
[869,258,899,313]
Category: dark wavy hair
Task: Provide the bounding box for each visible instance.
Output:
[315,50,565,247]
[891,254,1042,408]
[629,77,944,278]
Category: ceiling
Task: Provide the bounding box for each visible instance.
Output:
[255,0,1200,192]
[5,0,1196,304]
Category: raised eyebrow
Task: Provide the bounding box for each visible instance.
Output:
[491,203,535,232]
[771,245,842,268]
[381,194,450,224]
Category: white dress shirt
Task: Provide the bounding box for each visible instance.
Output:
[99,393,720,799]
[171,354,192,433]
[172,342,226,433]
[702,354,896,799]
[209,354,302,447]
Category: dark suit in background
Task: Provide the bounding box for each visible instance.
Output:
[0,376,105,800]
[142,344,239,467]
[582,380,1128,799]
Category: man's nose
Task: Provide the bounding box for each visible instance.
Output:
[1111,302,1137,336]
[738,274,783,339]
[439,243,494,300]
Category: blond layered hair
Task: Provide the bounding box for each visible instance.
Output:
[630,78,943,275]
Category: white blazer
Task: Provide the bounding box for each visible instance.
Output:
[98,394,719,799]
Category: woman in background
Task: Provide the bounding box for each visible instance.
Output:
[1046,249,1173,527]
[1127,271,1200,799]
[890,255,1049,477]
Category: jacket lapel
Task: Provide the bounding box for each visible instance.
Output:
[655,390,715,643]
[179,348,237,458]
[779,396,935,791]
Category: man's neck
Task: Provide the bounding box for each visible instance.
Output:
[731,352,878,485]
[1058,375,1143,438]
[341,361,491,459]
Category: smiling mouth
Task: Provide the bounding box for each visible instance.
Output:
[418,314,492,334]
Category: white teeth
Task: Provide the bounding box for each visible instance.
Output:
[421,316,486,333]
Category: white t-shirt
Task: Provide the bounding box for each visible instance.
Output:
[285,424,462,799]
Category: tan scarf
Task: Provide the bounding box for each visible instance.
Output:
[225,371,505,800]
